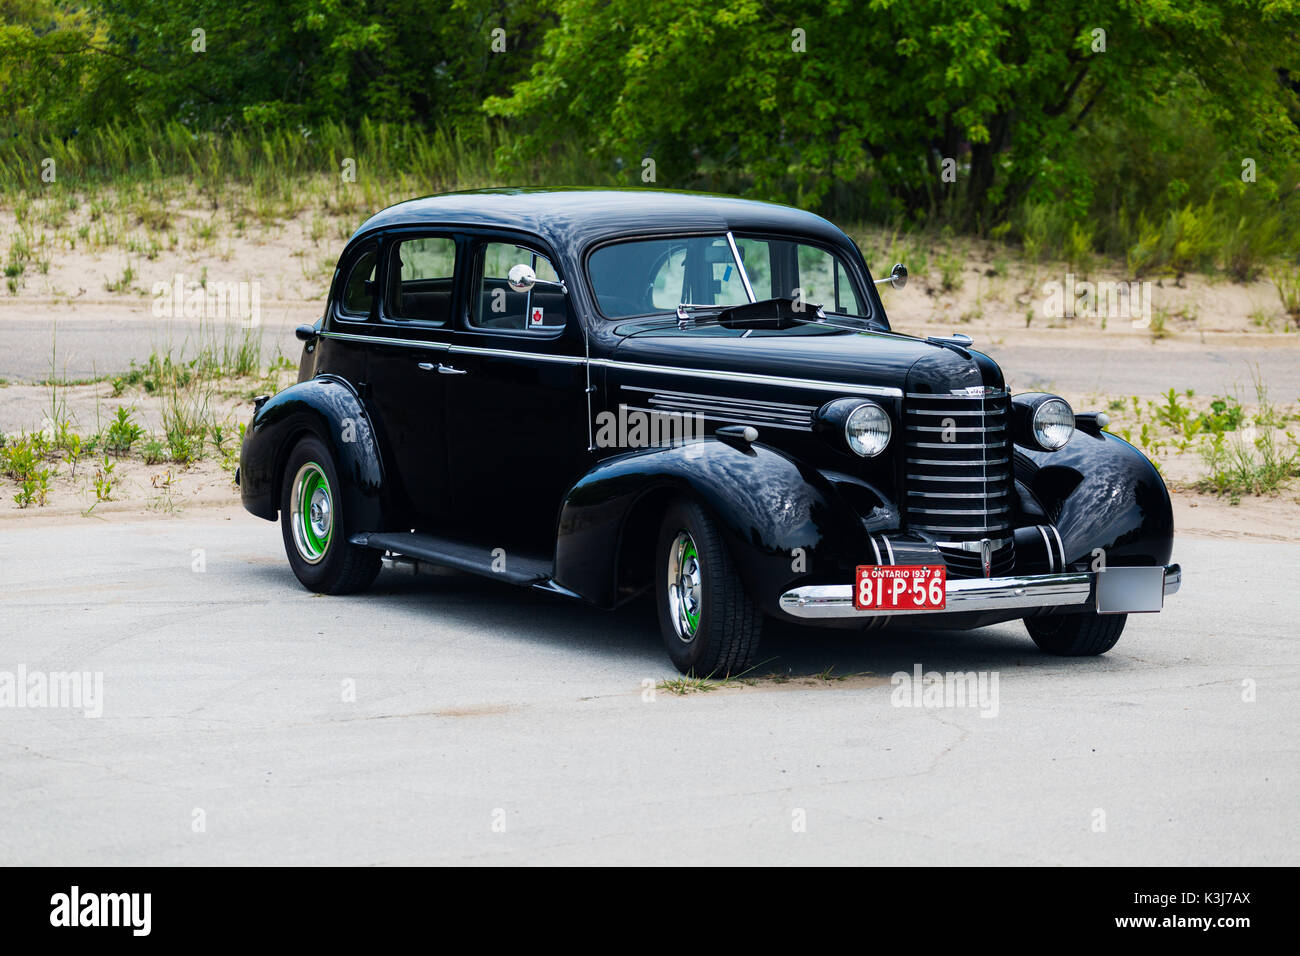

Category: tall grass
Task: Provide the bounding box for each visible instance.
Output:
[0,118,609,207]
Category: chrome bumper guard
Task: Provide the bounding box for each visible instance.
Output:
[779,563,1181,621]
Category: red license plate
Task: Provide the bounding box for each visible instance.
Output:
[854,565,947,611]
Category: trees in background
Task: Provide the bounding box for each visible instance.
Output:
[1,0,1297,266]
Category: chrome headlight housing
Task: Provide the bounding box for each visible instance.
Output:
[1012,393,1074,451]
[1033,398,1075,450]
[844,402,892,457]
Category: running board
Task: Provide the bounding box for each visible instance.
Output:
[350,532,552,586]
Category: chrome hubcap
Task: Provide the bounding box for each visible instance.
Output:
[667,531,702,643]
[290,462,333,564]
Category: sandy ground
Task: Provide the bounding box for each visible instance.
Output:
[3,192,1296,338]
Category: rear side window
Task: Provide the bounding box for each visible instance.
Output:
[471,241,566,332]
[388,236,457,324]
[339,244,378,318]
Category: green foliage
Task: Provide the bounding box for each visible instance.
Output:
[104,406,144,455]
[1,0,1298,276]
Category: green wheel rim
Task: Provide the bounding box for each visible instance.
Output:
[290,461,333,565]
[667,531,702,643]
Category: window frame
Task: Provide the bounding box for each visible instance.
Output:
[334,239,381,323]
[380,230,462,329]
[463,232,569,340]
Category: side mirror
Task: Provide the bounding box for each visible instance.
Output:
[507,264,536,293]
[874,262,907,290]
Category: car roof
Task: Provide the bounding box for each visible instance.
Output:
[349,188,853,256]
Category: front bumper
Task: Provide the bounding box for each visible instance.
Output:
[778,563,1181,621]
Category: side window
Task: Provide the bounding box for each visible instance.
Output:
[797,245,863,316]
[471,241,567,332]
[734,237,864,316]
[339,244,378,318]
[387,236,457,324]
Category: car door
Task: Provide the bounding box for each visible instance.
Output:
[363,231,462,530]
[443,234,593,551]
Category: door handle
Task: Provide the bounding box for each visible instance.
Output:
[417,361,467,375]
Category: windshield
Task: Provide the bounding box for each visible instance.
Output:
[587,233,868,321]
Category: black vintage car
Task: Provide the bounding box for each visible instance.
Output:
[238,189,1179,674]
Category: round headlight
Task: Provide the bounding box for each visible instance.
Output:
[1032,398,1074,450]
[845,402,892,457]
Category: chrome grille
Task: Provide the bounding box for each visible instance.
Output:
[935,538,1016,579]
[904,390,1013,538]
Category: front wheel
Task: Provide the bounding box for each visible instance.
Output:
[279,435,381,594]
[1024,612,1126,656]
[655,498,763,676]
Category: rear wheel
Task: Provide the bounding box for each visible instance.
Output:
[1025,612,1126,656]
[279,435,381,594]
[655,498,762,676]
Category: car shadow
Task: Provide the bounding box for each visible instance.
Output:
[262,565,1122,679]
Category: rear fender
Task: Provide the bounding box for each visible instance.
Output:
[238,375,386,530]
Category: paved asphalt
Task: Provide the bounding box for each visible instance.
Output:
[0,311,1297,401]
[0,516,1295,865]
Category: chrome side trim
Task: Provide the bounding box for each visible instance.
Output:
[591,358,903,398]
[624,385,819,414]
[321,331,587,366]
[618,405,809,432]
[321,335,903,396]
[448,343,585,365]
[322,331,451,351]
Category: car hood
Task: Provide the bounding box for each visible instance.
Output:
[610,328,1005,396]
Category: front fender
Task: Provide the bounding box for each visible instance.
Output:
[554,439,868,613]
[238,375,386,530]
[1018,430,1174,569]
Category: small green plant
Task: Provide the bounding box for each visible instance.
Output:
[142,438,166,465]
[93,457,116,502]
[62,433,83,478]
[936,251,965,293]
[104,262,136,293]
[104,406,144,455]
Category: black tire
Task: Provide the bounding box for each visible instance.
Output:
[279,435,381,595]
[655,497,762,676]
[1025,612,1126,656]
